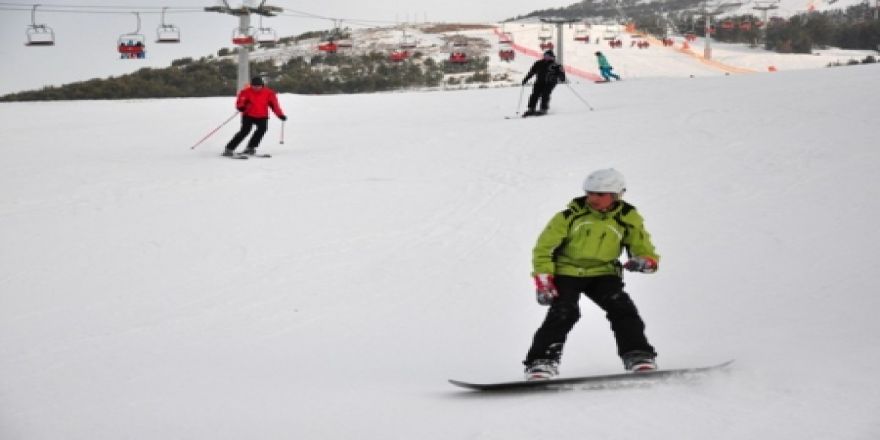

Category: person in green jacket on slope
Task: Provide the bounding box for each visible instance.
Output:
[524,168,659,380]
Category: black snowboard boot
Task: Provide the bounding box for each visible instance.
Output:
[524,359,559,381]
[622,351,657,372]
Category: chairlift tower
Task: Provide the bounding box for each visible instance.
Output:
[206,0,282,91]
[700,1,743,60]
[753,2,780,44]
[539,17,579,67]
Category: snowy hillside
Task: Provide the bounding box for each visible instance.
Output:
[2,63,880,439]
[498,23,876,79]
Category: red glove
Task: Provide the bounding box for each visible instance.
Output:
[533,274,558,305]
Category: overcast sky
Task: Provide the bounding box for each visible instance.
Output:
[0,0,568,95]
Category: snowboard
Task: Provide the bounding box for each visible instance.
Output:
[448,360,734,392]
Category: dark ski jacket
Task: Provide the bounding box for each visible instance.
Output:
[235,85,286,119]
[524,59,567,85]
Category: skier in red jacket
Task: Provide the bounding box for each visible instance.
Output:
[223,76,287,157]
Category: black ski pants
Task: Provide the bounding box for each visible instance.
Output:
[524,275,656,365]
[527,82,556,111]
[225,116,268,151]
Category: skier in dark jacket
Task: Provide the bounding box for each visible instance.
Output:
[223,76,287,157]
[521,50,566,117]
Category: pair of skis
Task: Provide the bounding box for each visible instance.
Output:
[224,153,272,160]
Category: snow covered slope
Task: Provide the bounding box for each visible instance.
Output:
[1,64,879,439]
[500,23,876,79]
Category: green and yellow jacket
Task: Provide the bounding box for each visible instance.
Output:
[532,197,659,277]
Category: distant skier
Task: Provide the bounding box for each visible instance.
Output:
[595,51,621,82]
[524,169,659,380]
[223,76,287,157]
[521,49,566,117]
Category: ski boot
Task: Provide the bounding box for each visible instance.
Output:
[622,351,657,372]
[221,149,235,157]
[242,148,257,156]
[524,359,559,381]
[521,108,538,117]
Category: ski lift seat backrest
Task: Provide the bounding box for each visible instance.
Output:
[118,33,146,53]
[400,34,417,49]
[256,27,277,44]
[318,41,338,53]
[232,27,256,46]
[26,24,55,46]
[156,24,180,43]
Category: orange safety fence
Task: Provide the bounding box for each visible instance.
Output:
[637,32,756,75]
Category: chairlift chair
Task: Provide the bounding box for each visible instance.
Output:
[498,47,515,61]
[318,41,338,53]
[389,50,409,62]
[232,27,256,46]
[400,33,417,49]
[155,7,180,43]
[574,28,589,42]
[602,27,618,40]
[25,5,54,46]
[118,34,146,58]
[118,13,146,59]
[256,27,278,44]
[156,25,181,43]
[449,52,467,64]
[499,32,514,44]
[254,14,277,45]
[539,24,552,41]
[26,25,55,46]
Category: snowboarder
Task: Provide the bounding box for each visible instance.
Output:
[223,76,287,157]
[524,168,659,380]
[595,51,621,82]
[521,50,566,116]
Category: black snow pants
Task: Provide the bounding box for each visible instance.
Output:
[527,82,556,111]
[225,116,268,151]
[524,275,656,365]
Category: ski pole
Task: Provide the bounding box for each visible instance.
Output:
[515,83,526,116]
[280,120,285,145]
[190,110,239,150]
[565,83,595,112]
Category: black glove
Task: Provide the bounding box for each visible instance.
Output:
[237,107,246,112]
[279,115,287,121]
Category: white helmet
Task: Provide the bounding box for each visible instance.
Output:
[583,168,626,194]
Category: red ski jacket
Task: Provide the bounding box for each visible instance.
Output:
[235,86,286,119]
